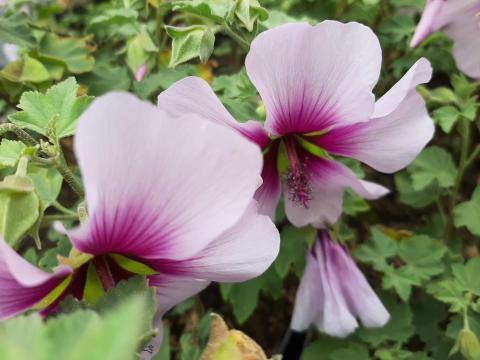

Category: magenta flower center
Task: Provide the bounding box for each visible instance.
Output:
[283,137,312,209]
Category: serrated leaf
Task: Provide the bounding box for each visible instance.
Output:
[9,77,94,138]
[166,25,215,67]
[0,140,26,168]
[409,146,457,190]
[397,235,447,279]
[0,295,147,360]
[355,228,397,271]
[452,258,480,296]
[38,33,95,74]
[433,106,460,133]
[95,276,157,340]
[394,171,439,208]
[453,187,480,236]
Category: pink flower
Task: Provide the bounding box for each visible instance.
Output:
[291,230,389,337]
[158,21,434,228]
[0,93,279,351]
[411,0,480,78]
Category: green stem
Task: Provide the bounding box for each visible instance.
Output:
[223,22,250,51]
[53,201,77,216]
[446,120,472,242]
[42,214,78,222]
[56,149,84,199]
[0,123,37,146]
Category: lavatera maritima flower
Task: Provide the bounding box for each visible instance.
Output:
[0,93,280,357]
[158,21,435,228]
[411,0,480,78]
[291,230,389,337]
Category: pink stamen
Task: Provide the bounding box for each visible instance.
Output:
[93,256,115,291]
[284,138,312,208]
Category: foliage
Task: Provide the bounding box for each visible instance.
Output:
[0,0,479,359]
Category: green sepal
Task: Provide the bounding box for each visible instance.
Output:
[34,274,73,309]
[110,254,157,276]
[84,262,105,305]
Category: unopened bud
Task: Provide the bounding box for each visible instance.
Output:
[450,329,480,360]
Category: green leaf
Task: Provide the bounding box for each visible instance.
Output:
[0,13,36,48]
[0,295,148,360]
[383,267,418,301]
[409,146,457,190]
[357,296,415,346]
[133,65,196,99]
[301,337,353,360]
[78,62,131,96]
[427,279,466,313]
[171,0,231,21]
[394,171,439,209]
[330,343,370,360]
[451,74,479,100]
[453,187,480,236]
[452,258,480,296]
[343,190,371,215]
[234,0,269,32]
[126,29,158,73]
[0,174,39,246]
[397,235,447,280]
[275,226,306,278]
[220,266,281,323]
[356,228,397,271]
[0,140,26,168]
[38,234,72,271]
[166,25,215,67]
[95,276,157,342]
[38,33,95,74]
[433,106,460,133]
[0,56,51,83]
[28,166,63,208]
[9,77,94,138]
[88,8,139,39]
[179,333,201,360]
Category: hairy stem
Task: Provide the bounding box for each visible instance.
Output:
[56,150,84,199]
[0,123,37,146]
[223,22,250,51]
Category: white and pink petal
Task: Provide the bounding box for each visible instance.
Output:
[147,201,280,283]
[245,21,382,136]
[70,92,263,262]
[0,238,72,320]
[312,58,434,173]
[284,158,388,228]
[157,76,270,148]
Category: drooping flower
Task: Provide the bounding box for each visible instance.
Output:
[158,21,434,228]
[0,93,280,353]
[411,0,480,78]
[290,230,389,337]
